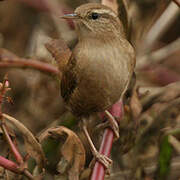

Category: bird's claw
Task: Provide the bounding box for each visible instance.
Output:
[96,153,112,167]
[90,151,113,174]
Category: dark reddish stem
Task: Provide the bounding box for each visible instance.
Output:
[0,75,8,117]
[0,77,24,165]
[91,101,123,180]
[1,123,24,165]
[91,128,114,180]
[0,156,34,179]
[140,64,180,85]
[0,156,21,174]
[0,59,59,75]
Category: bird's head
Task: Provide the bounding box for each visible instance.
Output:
[61,3,125,39]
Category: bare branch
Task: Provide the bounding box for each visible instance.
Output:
[169,135,180,154]
[0,156,21,174]
[141,2,180,53]
[139,64,180,85]
[1,122,24,165]
[2,113,46,170]
[0,58,59,75]
[23,169,34,180]
[0,155,34,179]
[137,38,180,68]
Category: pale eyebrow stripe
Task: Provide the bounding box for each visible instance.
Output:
[92,9,117,17]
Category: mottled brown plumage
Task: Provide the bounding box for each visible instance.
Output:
[59,3,136,169]
[61,3,135,117]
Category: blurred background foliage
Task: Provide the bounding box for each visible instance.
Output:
[0,0,180,179]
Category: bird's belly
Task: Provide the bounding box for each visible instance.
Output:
[68,59,129,116]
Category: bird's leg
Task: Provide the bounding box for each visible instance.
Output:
[82,120,112,170]
[104,110,119,140]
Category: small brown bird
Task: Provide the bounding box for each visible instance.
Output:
[61,3,135,168]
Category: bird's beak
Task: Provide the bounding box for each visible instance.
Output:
[60,13,79,19]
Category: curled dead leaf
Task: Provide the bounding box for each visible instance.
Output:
[2,113,46,171]
[39,126,85,180]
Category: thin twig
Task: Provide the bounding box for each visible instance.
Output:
[0,76,23,165]
[141,1,180,53]
[0,156,33,180]
[139,64,180,85]
[137,38,180,68]
[24,169,34,180]
[0,77,34,179]
[0,75,9,117]
[168,135,180,154]
[0,156,21,174]
[0,59,59,75]
[1,122,24,165]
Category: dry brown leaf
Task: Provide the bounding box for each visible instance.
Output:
[39,126,85,180]
[2,113,46,171]
[45,38,72,74]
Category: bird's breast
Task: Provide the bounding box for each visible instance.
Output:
[68,40,131,115]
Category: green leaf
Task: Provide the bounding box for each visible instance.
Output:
[156,135,173,180]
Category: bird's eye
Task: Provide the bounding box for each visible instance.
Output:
[90,12,100,20]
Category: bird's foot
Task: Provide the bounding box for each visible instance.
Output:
[94,151,112,169]
[89,151,112,175]
[82,123,112,173]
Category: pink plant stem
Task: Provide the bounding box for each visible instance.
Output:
[0,59,59,75]
[91,101,123,180]
[0,156,20,173]
[1,123,24,165]
[140,65,180,85]
[91,128,114,180]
